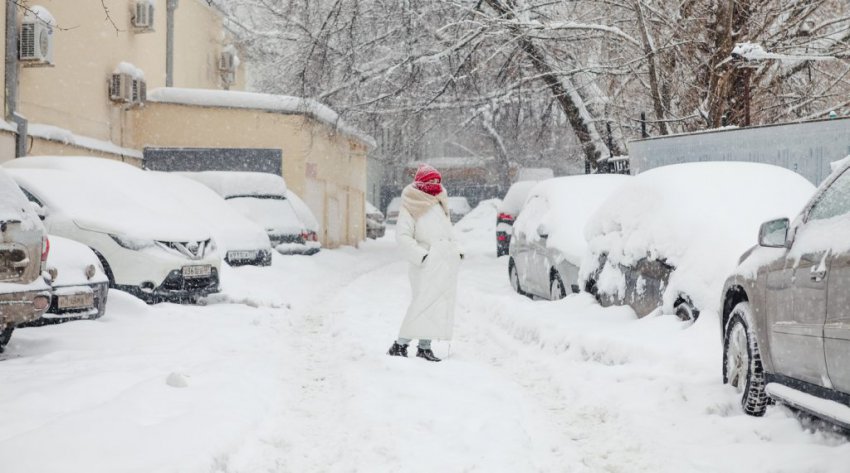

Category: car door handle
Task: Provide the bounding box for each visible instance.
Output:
[810,266,827,282]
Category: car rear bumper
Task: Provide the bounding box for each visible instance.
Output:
[496,232,510,256]
[0,289,51,329]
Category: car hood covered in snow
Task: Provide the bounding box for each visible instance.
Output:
[47,235,109,287]
[583,162,816,313]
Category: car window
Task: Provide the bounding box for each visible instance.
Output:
[18,186,44,207]
[513,195,548,239]
[809,168,850,221]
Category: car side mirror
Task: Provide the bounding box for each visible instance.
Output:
[758,218,789,248]
[537,223,550,239]
[29,201,46,220]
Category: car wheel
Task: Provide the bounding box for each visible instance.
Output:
[508,259,526,296]
[0,326,13,353]
[723,302,768,417]
[674,296,700,322]
[550,271,566,300]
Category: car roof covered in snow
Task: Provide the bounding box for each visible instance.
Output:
[180,171,288,199]
[498,181,540,215]
[513,174,631,266]
[584,161,816,312]
[447,196,471,213]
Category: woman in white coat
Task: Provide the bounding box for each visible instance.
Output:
[387,164,462,362]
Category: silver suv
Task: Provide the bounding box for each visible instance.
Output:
[0,169,50,352]
[720,161,850,427]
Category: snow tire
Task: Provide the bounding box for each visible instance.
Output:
[723,302,768,417]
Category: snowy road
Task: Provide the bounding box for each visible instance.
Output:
[2,210,849,472]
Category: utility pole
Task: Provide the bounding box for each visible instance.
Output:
[166,0,178,87]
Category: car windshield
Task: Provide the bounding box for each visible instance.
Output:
[227,195,304,235]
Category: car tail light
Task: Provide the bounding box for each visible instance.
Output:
[41,236,50,262]
[497,234,508,241]
[497,213,514,223]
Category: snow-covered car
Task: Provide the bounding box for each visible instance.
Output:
[447,196,472,224]
[386,197,402,225]
[149,172,273,266]
[718,158,850,426]
[286,189,321,255]
[509,175,630,300]
[0,169,51,352]
[182,171,318,256]
[42,235,109,321]
[497,181,541,257]
[4,160,222,304]
[581,162,815,321]
[365,201,386,239]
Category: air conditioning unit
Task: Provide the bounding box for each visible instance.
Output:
[219,50,237,87]
[109,73,133,103]
[131,0,155,32]
[19,8,54,66]
[131,78,147,105]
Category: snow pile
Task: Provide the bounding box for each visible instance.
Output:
[147,88,375,148]
[113,62,145,80]
[498,180,539,216]
[829,154,850,173]
[180,171,287,199]
[583,162,816,314]
[455,199,500,256]
[513,174,631,266]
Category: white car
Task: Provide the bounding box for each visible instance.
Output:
[581,162,816,320]
[41,235,109,321]
[149,172,274,266]
[182,171,319,255]
[508,175,630,300]
[4,162,221,304]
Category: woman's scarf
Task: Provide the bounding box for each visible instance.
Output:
[401,184,449,220]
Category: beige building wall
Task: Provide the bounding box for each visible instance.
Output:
[128,102,368,248]
[0,2,13,164]
[15,0,244,150]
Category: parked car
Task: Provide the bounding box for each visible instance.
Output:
[286,189,322,254]
[719,158,850,426]
[447,196,472,224]
[365,201,386,239]
[508,175,630,300]
[40,235,109,322]
[581,162,815,321]
[182,171,318,255]
[0,169,51,352]
[149,172,273,266]
[386,197,402,225]
[5,165,221,304]
[497,181,540,257]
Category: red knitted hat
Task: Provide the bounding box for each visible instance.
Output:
[414,164,441,183]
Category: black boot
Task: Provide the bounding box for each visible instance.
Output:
[387,342,408,357]
[416,347,441,362]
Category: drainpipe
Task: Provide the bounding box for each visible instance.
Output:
[166,0,178,87]
[5,0,25,157]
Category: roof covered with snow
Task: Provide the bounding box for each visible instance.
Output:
[147,88,375,149]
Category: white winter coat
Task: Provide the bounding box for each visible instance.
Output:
[396,187,461,341]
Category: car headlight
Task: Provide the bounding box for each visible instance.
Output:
[110,234,155,250]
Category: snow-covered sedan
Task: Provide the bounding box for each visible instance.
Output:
[581,162,815,321]
[182,171,318,255]
[497,181,540,257]
[42,235,109,321]
[5,166,221,304]
[365,201,386,239]
[149,172,274,266]
[509,174,630,300]
[0,169,51,352]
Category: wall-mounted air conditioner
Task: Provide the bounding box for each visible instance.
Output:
[19,7,54,67]
[131,0,155,32]
[109,73,133,103]
[131,78,147,105]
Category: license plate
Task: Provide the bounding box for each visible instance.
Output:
[58,292,94,310]
[228,250,258,261]
[182,265,212,278]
